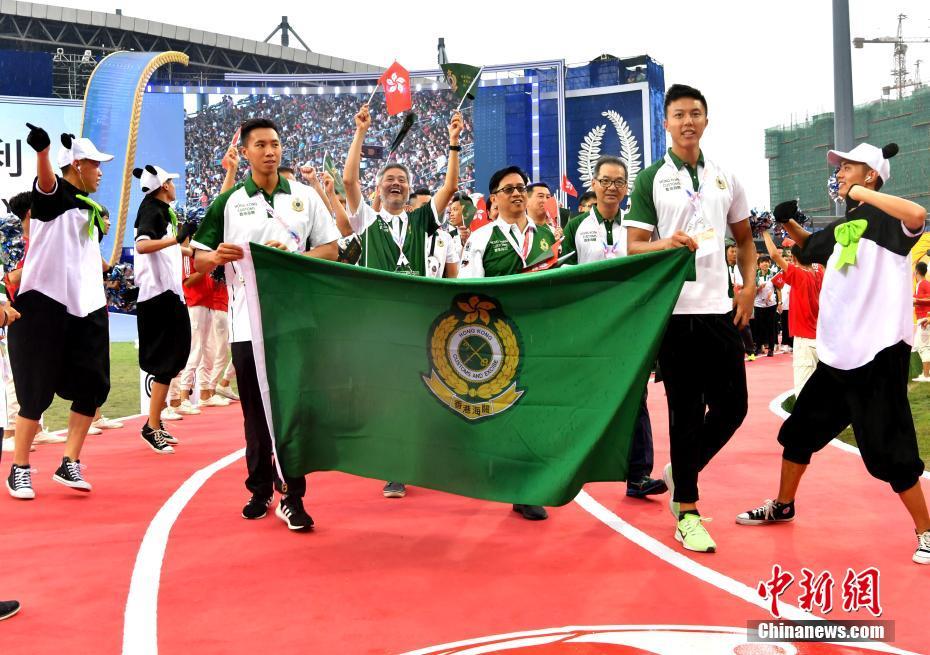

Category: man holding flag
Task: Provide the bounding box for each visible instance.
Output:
[191,117,339,532]
[561,155,667,500]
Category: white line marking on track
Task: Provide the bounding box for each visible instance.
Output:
[572,492,919,655]
[769,389,930,481]
[122,448,245,655]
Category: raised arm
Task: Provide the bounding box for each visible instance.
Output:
[762,231,789,271]
[220,146,239,194]
[344,104,371,214]
[847,185,927,233]
[432,111,463,216]
[321,171,353,237]
[25,123,55,193]
[772,200,811,248]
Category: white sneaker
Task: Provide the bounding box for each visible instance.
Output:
[161,406,184,421]
[201,394,230,407]
[93,416,124,429]
[33,431,67,444]
[86,426,102,436]
[214,385,240,402]
[915,530,930,564]
[1,438,13,452]
[176,401,201,415]
[912,375,930,382]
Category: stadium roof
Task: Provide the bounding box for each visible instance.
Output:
[0,1,379,78]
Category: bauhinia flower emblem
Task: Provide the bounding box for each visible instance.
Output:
[386,72,405,94]
[458,296,495,325]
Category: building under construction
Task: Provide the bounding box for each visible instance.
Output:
[766,87,930,214]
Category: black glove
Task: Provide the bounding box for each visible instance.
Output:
[772,200,799,224]
[25,123,50,153]
[175,221,197,244]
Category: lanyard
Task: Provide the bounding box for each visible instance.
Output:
[501,220,534,264]
[664,153,712,220]
[379,213,410,267]
[257,195,301,249]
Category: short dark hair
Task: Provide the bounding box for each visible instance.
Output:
[413,187,431,197]
[578,190,597,205]
[8,191,31,220]
[664,83,708,116]
[918,261,928,276]
[791,244,811,266]
[100,205,109,218]
[488,166,529,196]
[277,166,294,176]
[726,242,737,252]
[526,182,551,195]
[451,192,473,205]
[240,118,280,146]
[758,254,772,265]
[593,155,628,179]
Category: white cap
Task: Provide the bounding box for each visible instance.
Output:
[827,143,892,183]
[56,134,114,169]
[132,164,179,194]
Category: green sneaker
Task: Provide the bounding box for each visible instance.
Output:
[675,513,717,553]
[662,463,678,518]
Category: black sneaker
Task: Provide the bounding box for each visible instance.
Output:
[275,495,314,531]
[242,494,272,519]
[736,499,795,525]
[512,504,548,521]
[158,421,179,445]
[141,423,175,454]
[6,464,35,500]
[626,475,669,499]
[383,481,406,498]
[52,457,91,492]
[0,600,21,621]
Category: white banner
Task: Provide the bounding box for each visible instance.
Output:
[0,95,82,211]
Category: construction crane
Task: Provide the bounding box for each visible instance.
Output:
[853,13,930,99]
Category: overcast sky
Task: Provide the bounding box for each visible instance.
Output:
[51,0,930,205]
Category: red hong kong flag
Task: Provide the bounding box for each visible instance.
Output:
[561,174,578,198]
[469,196,491,231]
[379,61,412,116]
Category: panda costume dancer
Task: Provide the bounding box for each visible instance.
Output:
[133,164,195,454]
[736,143,930,565]
[6,125,113,500]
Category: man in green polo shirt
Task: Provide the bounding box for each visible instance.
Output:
[343,103,463,276]
[624,84,756,553]
[192,117,339,533]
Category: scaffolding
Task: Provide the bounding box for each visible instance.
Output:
[766,87,930,213]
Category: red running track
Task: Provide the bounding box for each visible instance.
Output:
[0,355,926,654]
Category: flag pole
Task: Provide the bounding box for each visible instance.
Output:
[455,66,484,112]
[367,82,379,105]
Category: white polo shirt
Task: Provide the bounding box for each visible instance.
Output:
[191,174,339,342]
[562,206,628,264]
[425,229,461,278]
[625,149,749,315]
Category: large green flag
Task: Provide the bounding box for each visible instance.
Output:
[240,246,694,506]
[441,63,481,100]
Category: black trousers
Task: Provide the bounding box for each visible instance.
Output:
[752,305,777,354]
[627,391,655,480]
[657,314,748,503]
[780,310,793,348]
[231,341,306,498]
[778,341,923,493]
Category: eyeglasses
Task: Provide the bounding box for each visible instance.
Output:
[493,185,528,196]
[596,178,628,189]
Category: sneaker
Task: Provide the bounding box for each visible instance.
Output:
[140,423,175,454]
[747,354,756,361]
[1,439,11,452]
[86,425,103,436]
[626,475,668,499]
[93,416,124,429]
[675,513,716,553]
[275,495,314,531]
[161,406,183,421]
[52,457,91,492]
[33,431,66,444]
[736,499,795,526]
[201,394,230,407]
[215,385,240,402]
[914,530,930,564]
[6,464,35,499]
[0,600,21,621]
[176,400,202,415]
[912,375,930,382]
[382,481,407,498]
[158,421,179,445]
[512,504,548,520]
[242,494,272,519]
[662,463,679,518]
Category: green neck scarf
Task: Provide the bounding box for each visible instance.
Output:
[834,219,868,270]
[75,194,107,238]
